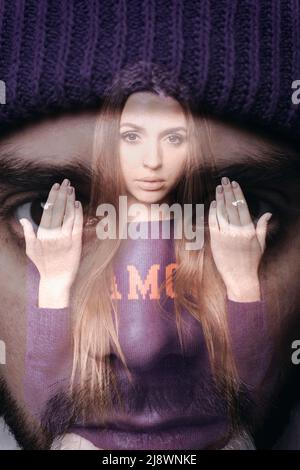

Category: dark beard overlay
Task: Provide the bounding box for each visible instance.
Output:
[40,373,257,448]
[40,376,129,443]
[0,377,52,450]
[0,368,262,450]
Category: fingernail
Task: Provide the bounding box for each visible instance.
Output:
[53,182,60,189]
[217,185,223,193]
[266,213,272,221]
[75,200,80,208]
[68,186,74,195]
[221,176,229,185]
[232,181,238,188]
[63,178,70,186]
[211,200,217,207]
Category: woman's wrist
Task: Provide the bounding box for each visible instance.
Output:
[225,276,261,302]
[38,278,71,308]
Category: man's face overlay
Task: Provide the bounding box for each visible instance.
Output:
[0,112,300,449]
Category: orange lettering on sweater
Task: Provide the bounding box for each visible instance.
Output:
[127,264,160,300]
[165,263,177,299]
[110,263,178,300]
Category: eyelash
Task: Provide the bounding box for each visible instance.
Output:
[0,190,90,241]
[167,134,185,145]
[0,191,45,244]
[120,132,185,146]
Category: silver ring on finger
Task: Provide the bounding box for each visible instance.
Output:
[232,199,245,207]
[42,202,54,210]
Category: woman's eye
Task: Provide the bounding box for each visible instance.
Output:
[166,134,184,145]
[14,198,46,232]
[121,132,140,143]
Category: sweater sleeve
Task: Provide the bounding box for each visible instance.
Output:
[24,262,73,422]
[226,297,274,395]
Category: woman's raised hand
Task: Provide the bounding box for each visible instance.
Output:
[20,179,83,308]
[208,177,272,302]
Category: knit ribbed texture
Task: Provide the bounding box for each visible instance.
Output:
[0,0,300,142]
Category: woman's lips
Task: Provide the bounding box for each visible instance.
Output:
[136,179,165,190]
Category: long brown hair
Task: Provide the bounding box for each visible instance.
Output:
[70,62,239,424]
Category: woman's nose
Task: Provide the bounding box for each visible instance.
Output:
[142,141,162,169]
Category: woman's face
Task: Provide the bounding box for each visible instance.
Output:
[119,92,188,207]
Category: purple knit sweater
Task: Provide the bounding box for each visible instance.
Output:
[24,219,274,449]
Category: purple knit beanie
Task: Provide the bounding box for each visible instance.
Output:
[0,0,299,144]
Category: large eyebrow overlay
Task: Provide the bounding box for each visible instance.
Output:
[210,149,300,189]
[0,147,299,199]
[0,151,92,199]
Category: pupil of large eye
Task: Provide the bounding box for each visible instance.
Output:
[15,199,46,229]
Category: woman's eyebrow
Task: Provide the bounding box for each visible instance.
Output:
[159,127,187,136]
[120,122,187,135]
[120,122,144,130]
[0,152,92,194]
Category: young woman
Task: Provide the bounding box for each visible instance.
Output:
[21,66,274,450]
